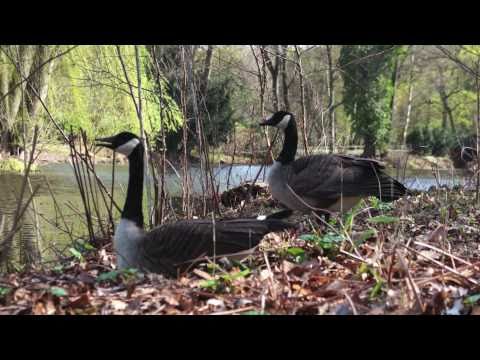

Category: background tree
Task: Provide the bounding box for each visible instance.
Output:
[339,45,401,157]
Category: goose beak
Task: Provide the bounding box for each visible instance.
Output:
[95,136,115,149]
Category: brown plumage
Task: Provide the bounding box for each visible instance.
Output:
[260,111,409,215]
[95,132,295,278]
[287,154,407,205]
[139,218,293,277]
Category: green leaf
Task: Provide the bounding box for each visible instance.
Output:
[242,311,270,315]
[368,215,399,225]
[358,262,370,275]
[359,229,378,242]
[226,269,251,281]
[69,247,83,260]
[369,197,394,211]
[287,247,306,263]
[0,287,11,297]
[369,270,385,299]
[50,287,68,297]
[369,280,384,299]
[317,233,345,250]
[97,270,120,282]
[464,293,480,306]
[299,234,318,242]
[82,243,95,251]
[199,279,219,289]
[287,247,305,257]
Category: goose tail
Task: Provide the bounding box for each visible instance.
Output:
[256,213,297,232]
[376,175,411,202]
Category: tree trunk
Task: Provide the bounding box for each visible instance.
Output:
[27,46,57,118]
[326,45,336,153]
[363,135,376,158]
[436,65,457,136]
[280,45,290,111]
[6,46,36,126]
[475,62,480,203]
[262,45,280,111]
[200,45,214,96]
[294,46,309,155]
[252,46,274,163]
[402,82,414,147]
[390,54,399,125]
[402,53,416,147]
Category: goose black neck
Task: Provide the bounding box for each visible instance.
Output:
[123,144,144,228]
[277,118,298,164]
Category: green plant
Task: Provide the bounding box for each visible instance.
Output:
[430,127,453,156]
[0,158,38,173]
[199,268,251,291]
[0,287,11,298]
[97,268,140,283]
[357,263,385,299]
[300,232,345,256]
[339,45,402,157]
[369,197,394,211]
[464,293,480,306]
[286,247,306,263]
[68,247,84,261]
[406,126,431,155]
[368,215,399,225]
[50,286,68,297]
[242,310,270,315]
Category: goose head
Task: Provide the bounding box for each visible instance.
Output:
[95,132,142,157]
[259,111,294,130]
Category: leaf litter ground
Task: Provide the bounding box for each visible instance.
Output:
[1,187,480,315]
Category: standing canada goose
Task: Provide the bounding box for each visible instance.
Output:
[260,111,409,219]
[95,132,294,277]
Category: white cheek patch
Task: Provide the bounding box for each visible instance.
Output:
[256,215,267,221]
[116,138,140,156]
[276,114,291,129]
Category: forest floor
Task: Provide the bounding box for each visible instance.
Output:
[1,186,480,315]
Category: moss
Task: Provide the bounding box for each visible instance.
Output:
[0,158,38,174]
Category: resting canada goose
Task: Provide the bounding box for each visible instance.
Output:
[95,132,294,277]
[260,111,409,219]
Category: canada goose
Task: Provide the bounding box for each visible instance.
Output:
[95,132,294,277]
[260,111,409,219]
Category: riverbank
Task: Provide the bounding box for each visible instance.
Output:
[0,142,460,171]
[1,187,479,315]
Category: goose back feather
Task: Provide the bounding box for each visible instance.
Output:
[139,218,293,277]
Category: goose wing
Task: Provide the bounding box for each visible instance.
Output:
[139,218,294,277]
[287,154,407,201]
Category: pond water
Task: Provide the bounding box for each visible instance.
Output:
[0,162,472,265]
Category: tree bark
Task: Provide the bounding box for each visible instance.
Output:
[294,46,309,155]
[402,53,416,147]
[363,134,376,158]
[252,46,274,163]
[326,45,336,153]
[6,46,36,126]
[200,45,214,96]
[475,61,480,203]
[262,45,280,111]
[26,46,57,118]
[436,64,457,135]
[280,45,290,111]
[0,46,36,154]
